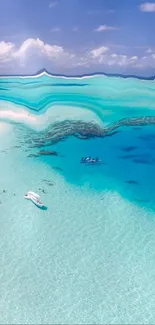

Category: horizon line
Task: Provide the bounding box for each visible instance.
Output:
[0,68,155,81]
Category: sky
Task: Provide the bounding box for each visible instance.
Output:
[0,0,155,76]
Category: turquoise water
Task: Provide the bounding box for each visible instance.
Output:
[1,72,155,323]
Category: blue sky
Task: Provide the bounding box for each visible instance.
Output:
[0,0,155,75]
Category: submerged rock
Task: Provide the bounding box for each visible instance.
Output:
[52,166,63,172]
[105,131,120,137]
[75,134,89,139]
[126,180,139,185]
[19,116,155,150]
[42,180,55,186]
[28,153,39,158]
[121,146,137,152]
[28,151,58,157]
[38,150,58,156]
[39,188,47,194]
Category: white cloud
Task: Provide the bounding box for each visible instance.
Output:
[140,2,155,12]
[85,47,139,67]
[13,38,64,61]
[94,25,117,32]
[0,38,71,69]
[49,1,58,9]
[90,46,109,58]
[0,41,15,61]
[51,27,61,32]
[1,38,155,71]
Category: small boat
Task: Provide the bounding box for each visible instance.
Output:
[80,157,102,164]
[24,191,44,208]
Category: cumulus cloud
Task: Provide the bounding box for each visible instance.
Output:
[90,46,109,58]
[86,46,139,67]
[0,38,155,71]
[140,2,155,12]
[0,41,15,62]
[13,38,64,60]
[94,25,117,32]
[0,38,73,70]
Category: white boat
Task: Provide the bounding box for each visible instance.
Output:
[24,191,44,208]
[27,191,40,199]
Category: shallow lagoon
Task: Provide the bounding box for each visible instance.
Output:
[0,72,155,323]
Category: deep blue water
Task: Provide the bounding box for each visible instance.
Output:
[30,124,155,212]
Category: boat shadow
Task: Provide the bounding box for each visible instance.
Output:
[40,205,48,211]
[33,203,48,210]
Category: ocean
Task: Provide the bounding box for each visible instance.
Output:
[0,71,155,324]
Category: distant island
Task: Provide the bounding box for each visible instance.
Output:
[0,68,155,80]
